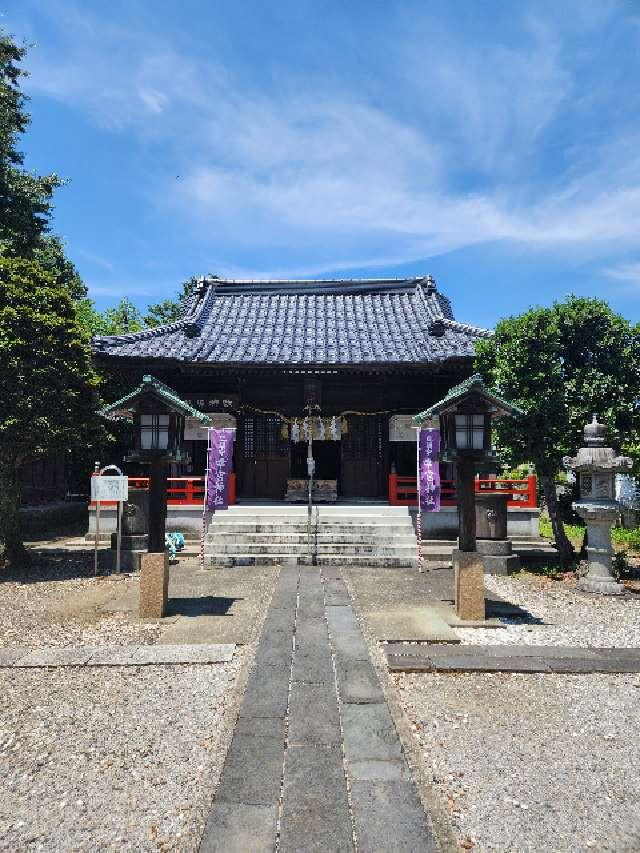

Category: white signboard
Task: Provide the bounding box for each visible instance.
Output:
[91,476,128,502]
[389,415,418,442]
[389,414,441,441]
[184,414,237,441]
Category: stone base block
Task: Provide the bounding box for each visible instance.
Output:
[578,577,624,596]
[482,554,521,576]
[453,550,485,621]
[477,538,512,557]
[139,552,169,618]
[107,549,146,573]
[111,533,148,551]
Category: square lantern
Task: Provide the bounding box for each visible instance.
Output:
[437,397,494,462]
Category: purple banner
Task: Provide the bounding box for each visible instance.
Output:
[206,428,235,511]
[418,428,441,513]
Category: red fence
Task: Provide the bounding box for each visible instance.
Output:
[89,474,236,507]
[388,474,537,508]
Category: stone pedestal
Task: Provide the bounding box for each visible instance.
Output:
[453,549,485,620]
[477,538,520,576]
[139,552,169,618]
[108,489,150,573]
[109,533,148,572]
[577,509,623,595]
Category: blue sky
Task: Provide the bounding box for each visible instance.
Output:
[4,0,640,327]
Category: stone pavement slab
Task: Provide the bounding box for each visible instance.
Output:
[288,683,342,747]
[335,659,385,703]
[18,646,97,667]
[199,802,277,853]
[86,646,139,665]
[241,661,291,718]
[350,780,437,853]
[214,734,284,806]
[292,618,334,684]
[365,606,460,643]
[326,604,360,634]
[348,758,410,782]
[0,647,29,666]
[129,643,235,664]
[384,643,640,673]
[341,703,403,764]
[279,745,354,853]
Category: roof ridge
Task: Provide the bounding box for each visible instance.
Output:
[442,318,492,338]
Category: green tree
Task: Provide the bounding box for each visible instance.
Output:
[476,296,640,564]
[0,31,62,257]
[143,297,183,327]
[0,257,103,566]
[143,275,213,327]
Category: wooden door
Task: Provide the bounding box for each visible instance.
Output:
[238,414,289,499]
[341,415,387,498]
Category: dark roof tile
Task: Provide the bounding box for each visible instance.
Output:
[93,276,491,366]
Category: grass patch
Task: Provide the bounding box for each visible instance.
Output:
[611,527,640,552]
[539,517,585,548]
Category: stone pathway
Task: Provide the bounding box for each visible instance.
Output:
[200,565,437,852]
[385,643,640,673]
[0,643,235,667]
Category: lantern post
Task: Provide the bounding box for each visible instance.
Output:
[100,376,210,616]
[414,375,522,620]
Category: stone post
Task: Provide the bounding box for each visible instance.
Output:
[139,552,169,618]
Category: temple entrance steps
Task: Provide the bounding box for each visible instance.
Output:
[205,504,418,568]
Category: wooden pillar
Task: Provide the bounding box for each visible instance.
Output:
[148,455,168,553]
[456,456,476,552]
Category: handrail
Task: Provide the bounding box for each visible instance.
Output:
[388,473,537,508]
[89,474,236,507]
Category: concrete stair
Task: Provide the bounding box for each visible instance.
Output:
[205,504,418,568]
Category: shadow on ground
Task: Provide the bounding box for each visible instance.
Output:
[167,596,243,618]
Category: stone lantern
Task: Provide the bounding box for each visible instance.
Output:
[102,375,210,616]
[415,374,522,619]
[565,415,632,595]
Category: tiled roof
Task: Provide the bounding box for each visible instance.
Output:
[93,276,491,367]
[414,373,523,422]
[102,375,212,422]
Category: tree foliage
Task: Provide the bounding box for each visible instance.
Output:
[0,31,62,257]
[0,257,103,565]
[476,296,640,563]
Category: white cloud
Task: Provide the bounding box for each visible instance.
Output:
[604,262,640,291]
[11,0,640,281]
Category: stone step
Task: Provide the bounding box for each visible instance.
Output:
[207,519,415,529]
[206,542,418,556]
[205,532,417,545]
[221,504,412,516]
[207,554,417,568]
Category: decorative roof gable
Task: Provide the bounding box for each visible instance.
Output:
[414,373,523,422]
[102,375,212,423]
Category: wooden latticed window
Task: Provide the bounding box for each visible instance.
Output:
[243,415,288,458]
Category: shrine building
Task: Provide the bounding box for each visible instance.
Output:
[93,275,491,503]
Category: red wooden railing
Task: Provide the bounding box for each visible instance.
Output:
[89,474,236,507]
[388,474,537,508]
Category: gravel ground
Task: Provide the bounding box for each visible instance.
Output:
[456,572,640,647]
[394,670,640,853]
[0,653,248,851]
[0,550,162,648]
